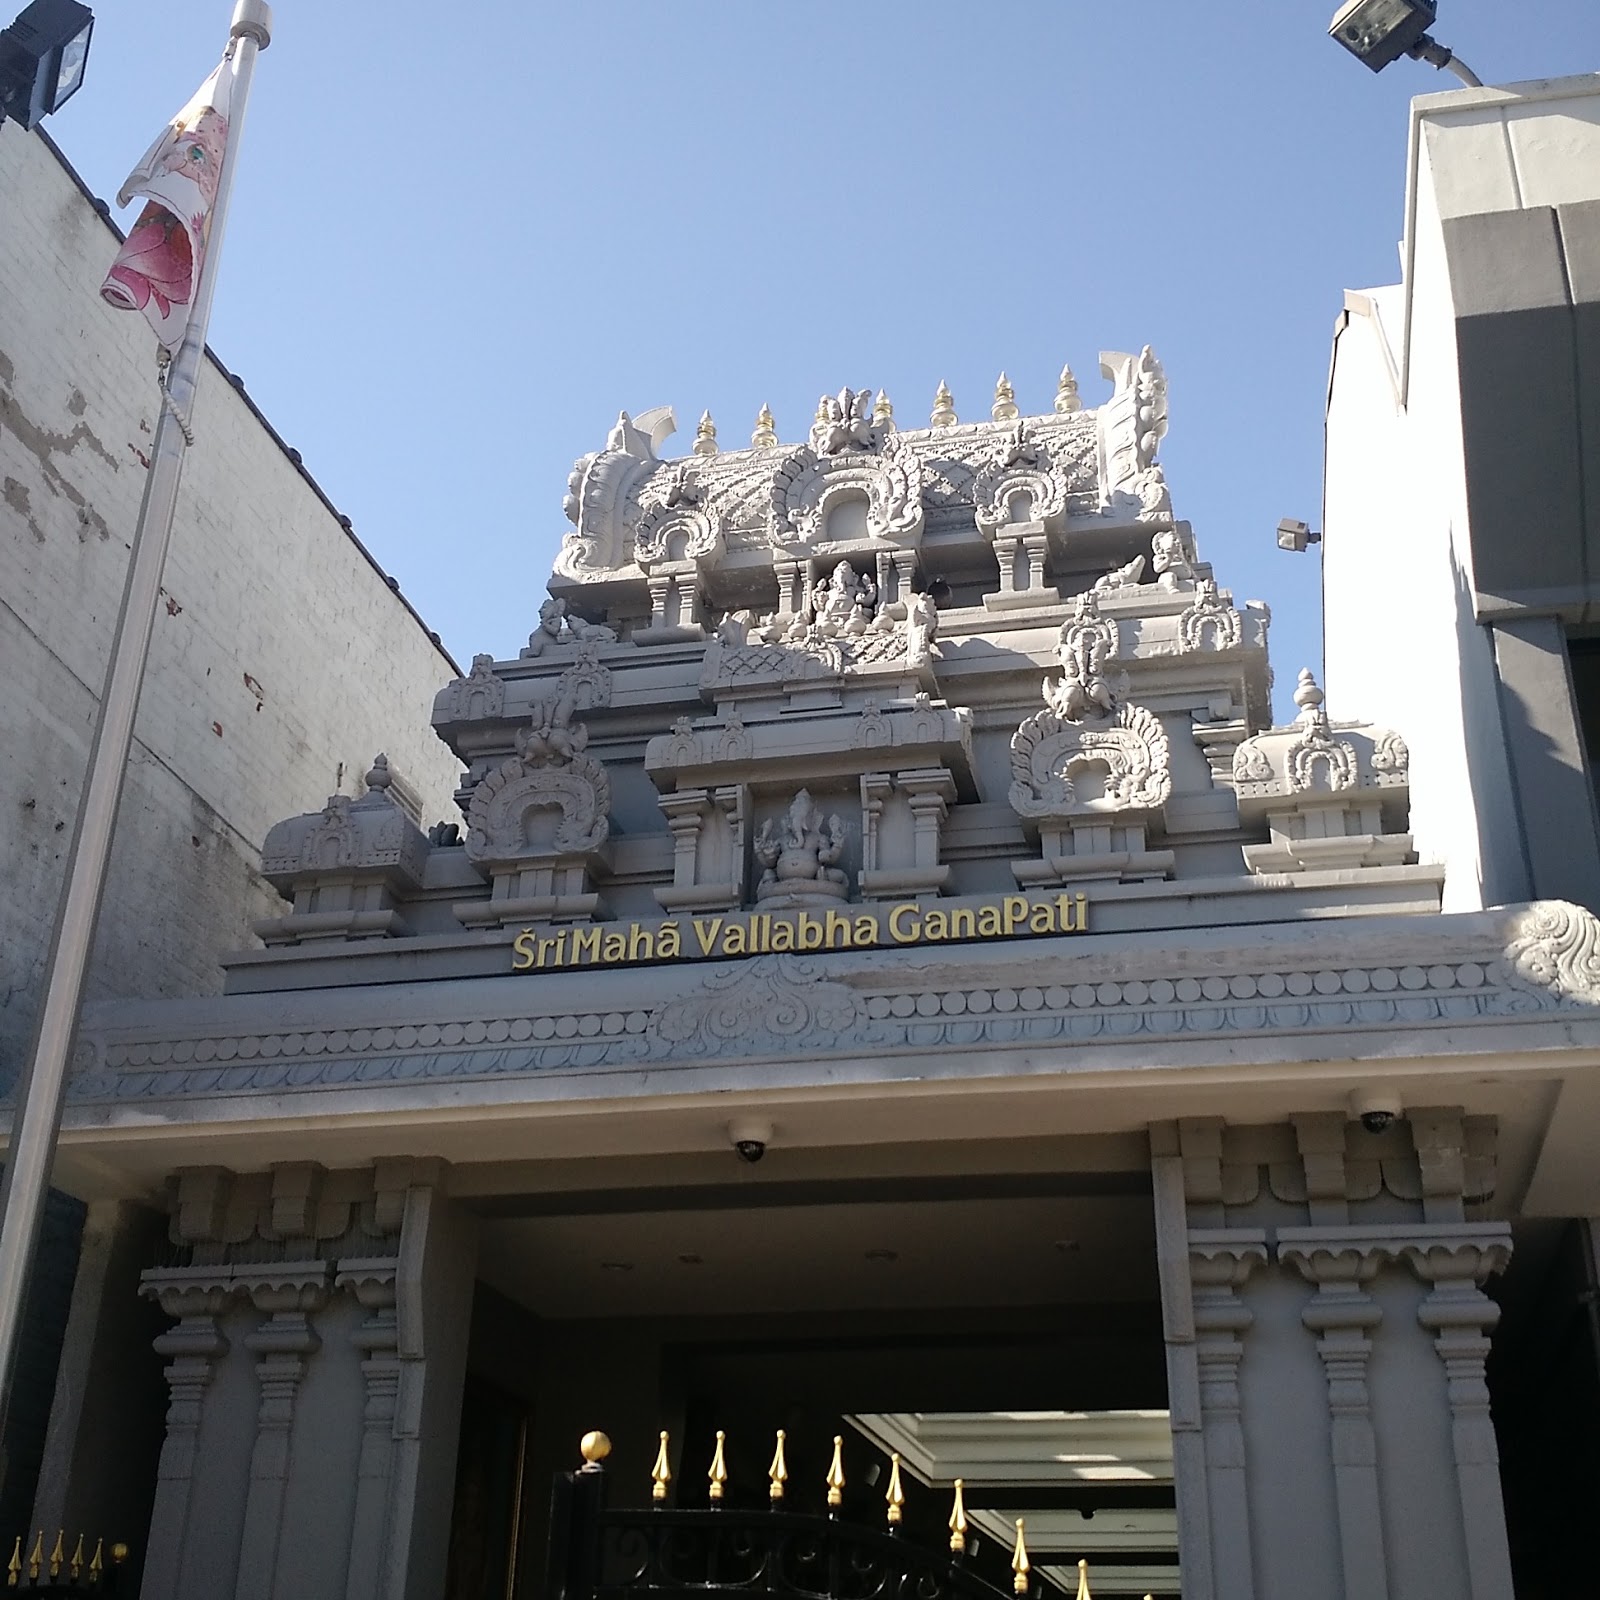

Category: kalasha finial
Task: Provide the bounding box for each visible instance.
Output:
[580,1431,612,1467]
[949,1479,969,1554]
[885,1453,905,1526]
[1055,363,1082,414]
[364,753,392,793]
[873,389,894,428]
[992,372,1019,422]
[651,1431,672,1502]
[931,380,957,429]
[826,1435,846,1508]
[693,410,719,457]
[752,402,777,449]
[708,1431,728,1501]
[1011,1519,1030,1596]
[1293,666,1326,722]
[769,1430,788,1501]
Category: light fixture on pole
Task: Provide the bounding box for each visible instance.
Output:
[1277,518,1323,554]
[0,0,93,129]
[1328,0,1483,87]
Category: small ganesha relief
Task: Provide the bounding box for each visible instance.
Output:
[755,790,849,905]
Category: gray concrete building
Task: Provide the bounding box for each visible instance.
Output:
[7,72,1600,1600]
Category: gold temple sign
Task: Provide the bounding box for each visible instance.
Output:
[512,892,1089,973]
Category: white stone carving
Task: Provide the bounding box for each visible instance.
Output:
[1048,591,1121,721]
[436,654,505,723]
[522,596,618,658]
[1177,579,1242,652]
[811,387,876,455]
[634,464,722,569]
[1150,524,1192,586]
[1499,900,1600,1008]
[1094,554,1147,594]
[465,710,610,865]
[971,420,1070,537]
[768,431,924,548]
[1009,701,1172,819]
[754,790,849,905]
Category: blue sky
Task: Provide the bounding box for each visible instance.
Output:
[39,1,1600,709]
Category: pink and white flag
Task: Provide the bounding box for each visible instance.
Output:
[100,54,237,351]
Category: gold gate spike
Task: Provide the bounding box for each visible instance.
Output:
[885,1453,905,1526]
[1075,1557,1092,1599]
[27,1535,40,1582]
[49,1531,63,1578]
[768,1430,788,1502]
[651,1431,672,1502]
[948,1479,968,1554]
[1011,1518,1030,1596]
[88,1539,104,1578]
[825,1435,845,1508]
[708,1430,728,1502]
[7,1535,20,1588]
[69,1534,84,1580]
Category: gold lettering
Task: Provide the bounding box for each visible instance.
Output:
[977,905,1003,937]
[771,919,795,952]
[570,927,602,965]
[1077,892,1089,931]
[1058,893,1076,931]
[854,913,879,945]
[948,907,975,940]
[693,918,722,956]
[723,922,747,955]
[825,909,854,948]
[754,914,770,953]
[603,931,628,962]
[923,908,948,941]
[512,929,537,971]
[658,920,682,958]
[628,922,655,962]
[538,935,558,968]
[889,903,920,944]
[1002,896,1028,935]
[554,930,568,965]
[798,912,823,950]
[1030,902,1054,934]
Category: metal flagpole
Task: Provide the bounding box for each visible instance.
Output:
[0,0,273,1433]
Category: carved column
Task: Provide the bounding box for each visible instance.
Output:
[992,533,1021,596]
[1278,1234,1390,1600]
[338,1259,401,1600]
[646,574,671,631]
[1022,533,1048,594]
[660,790,706,892]
[139,1271,235,1600]
[1189,1231,1268,1600]
[1402,1230,1515,1600]
[234,1265,331,1600]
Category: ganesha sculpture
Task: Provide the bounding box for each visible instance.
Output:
[755,790,850,905]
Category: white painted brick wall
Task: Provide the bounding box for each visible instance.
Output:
[0,122,464,1080]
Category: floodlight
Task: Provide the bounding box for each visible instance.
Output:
[1277,519,1322,554]
[0,0,93,130]
[1328,0,1482,86]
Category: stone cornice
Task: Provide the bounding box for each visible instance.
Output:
[46,901,1600,1115]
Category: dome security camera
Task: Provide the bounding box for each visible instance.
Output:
[728,1117,773,1164]
[1348,1088,1402,1135]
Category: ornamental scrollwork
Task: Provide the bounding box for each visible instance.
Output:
[971,419,1070,536]
[768,433,924,548]
[1009,700,1172,818]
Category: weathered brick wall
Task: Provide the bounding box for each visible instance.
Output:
[0,120,464,1081]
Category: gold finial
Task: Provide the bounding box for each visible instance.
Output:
[948,1479,968,1554]
[768,1430,788,1502]
[579,1430,612,1466]
[1011,1518,1030,1596]
[752,402,778,449]
[26,1535,40,1582]
[825,1435,846,1508]
[1055,363,1082,414]
[992,372,1019,422]
[651,1431,672,1502]
[885,1453,905,1526]
[88,1540,103,1578]
[68,1535,84,1580]
[7,1536,20,1587]
[708,1430,728,1501]
[873,390,894,427]
[931,380,957,429]
[110,1544,129,1565]
[48,1533,63,1579]
[814,394,831,426]
[693,410,719,457]
[1075,1557,1092,1599]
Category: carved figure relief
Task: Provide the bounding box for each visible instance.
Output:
[811,388,876,455]
[754,790,849,905]
[1049,591,1121,721]
[522,596,618,658]
[769,432,925,548]
[1150,526,1193,589]
[1009,701,1173,819]
[465,704,611,865]
[971,419,1070,536]
[1177,579,1242,652]
[438,654,505,722]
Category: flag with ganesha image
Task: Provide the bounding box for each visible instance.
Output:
[100,53,238,351]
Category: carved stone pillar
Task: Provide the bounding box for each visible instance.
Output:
[338,1259,401,1600]
[138,1272,235,1600]
[646,574,671,631]
[1022,532,1048,594]
[1402,1230,1515,1600]
[1189,1231,1267,1600]
[773,557,803,619]
[1278,1233,1390,1600]
[235,1265,331,1600]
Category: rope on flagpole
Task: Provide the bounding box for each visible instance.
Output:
[156,357,195,447]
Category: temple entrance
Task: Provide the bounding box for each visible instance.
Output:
[443,1154,1178,1599]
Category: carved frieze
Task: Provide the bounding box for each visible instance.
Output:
[769,432,924,548]
[1177,579,1242,652]
[465,714,611,865]
[1009,701,1173,819]
[971,420,1070,536]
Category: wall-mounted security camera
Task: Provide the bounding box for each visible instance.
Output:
[1348,1088,1402,1134]
[729,1117,773,1164]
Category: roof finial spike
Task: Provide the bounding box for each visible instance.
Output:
[885,1452,905,1526]
[1055,363,1082,414]
[1011,1519,1030,1596]
[931,379,957,429]
[1075,1556,1092,1600]
[708,1430,728,1501]
[1293,666,1326,724]
[769,1430,788,1501]
[751,402,777,449]
[693,410,719,457]
[826,1435,846,1508]
[949,1479,969,1554]
[651,1431,672,1502]
[873,389,894,428]
[992,371,1019,422]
